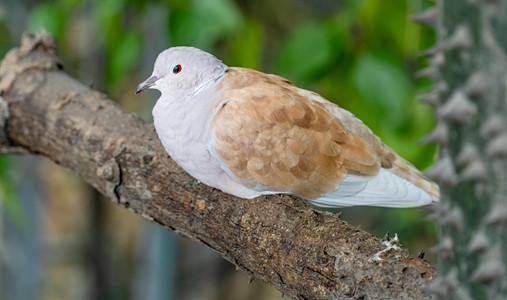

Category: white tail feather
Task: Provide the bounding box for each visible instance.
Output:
[311,169,435,208]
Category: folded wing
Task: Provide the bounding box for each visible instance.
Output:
[208,67,438,207]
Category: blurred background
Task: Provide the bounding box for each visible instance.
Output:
[0,0,437,299]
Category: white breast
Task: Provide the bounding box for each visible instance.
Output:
[152,86,261,198]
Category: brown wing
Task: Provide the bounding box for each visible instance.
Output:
[311,96,440,201]
[209,68,381,199]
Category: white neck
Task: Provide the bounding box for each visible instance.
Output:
[188,70,226,98]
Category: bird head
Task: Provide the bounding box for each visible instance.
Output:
[136,47,227,98]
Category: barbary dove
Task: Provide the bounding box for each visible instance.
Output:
[136,47,440,207]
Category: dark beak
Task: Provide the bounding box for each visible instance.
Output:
[135,75,160,94]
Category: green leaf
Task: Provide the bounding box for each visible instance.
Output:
[169,0,243,50]
[27,3,65,36]
[275,23,333,84]
[0,156,25,228]
[110,32,141,88]
[226,18,263,68]
[352,53,411,117]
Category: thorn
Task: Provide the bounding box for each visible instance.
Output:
[424,277,449,297]
[419,81,449,106]
[434,81,449,95]
[480,114,506,139]
[411,8,438,28]
[443,25,472,51]
[249,277,255,284]
[454,288,473,300]
[484,200,507,225]
[419,46,439,57]
[444,268,459,290]
[424,268,458,297]
[421,121,449,145]
[425,154,458,186]
[429,236,453,257]
[467,230,489,254]
[415,67,440,80]
[438,90,477,123]
[459,159,487,182]
[426,202,450,221]
[431,52,446,69]
[486,133,507,158]
[426,201,448,213]
[471,248,505,283]
[439,206,464,230]
[418,91,440,106]
[455,144,479,167]
[462,72,488,99]
[418,251,425,259]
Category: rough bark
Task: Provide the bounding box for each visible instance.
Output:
[0,32,435,300]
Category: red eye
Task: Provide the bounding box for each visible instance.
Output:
[172,64,182,74]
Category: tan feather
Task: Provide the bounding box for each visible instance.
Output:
[211,68,386,199]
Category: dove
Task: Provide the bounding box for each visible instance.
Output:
[136,46,440,207]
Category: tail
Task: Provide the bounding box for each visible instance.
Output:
[312,101,440,207]
[310,147,440,208]
[312,167,439,208]
[388,154,440,203]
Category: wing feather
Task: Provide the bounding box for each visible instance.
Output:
[207,67,439,206]
[209,68,380,200]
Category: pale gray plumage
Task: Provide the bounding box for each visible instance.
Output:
[136,46,440,207]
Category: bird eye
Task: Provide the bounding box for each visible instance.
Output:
[172,64,182,74]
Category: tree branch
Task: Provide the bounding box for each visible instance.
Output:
[0,32,435,299]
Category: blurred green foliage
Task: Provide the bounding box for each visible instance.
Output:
[169,0,243,50]
[1,0,437,261]
[0,157,24,227]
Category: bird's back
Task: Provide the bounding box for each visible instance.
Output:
[209,67,439,207]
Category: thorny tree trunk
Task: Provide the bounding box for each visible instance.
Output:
[415,0,507,299]
[0,34,436,299]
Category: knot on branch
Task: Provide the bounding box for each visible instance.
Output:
[97,158,122,202]
[0,31,62,94]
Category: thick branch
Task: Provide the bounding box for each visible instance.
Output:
[0,32,435,299]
